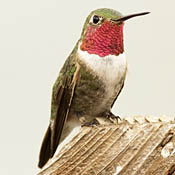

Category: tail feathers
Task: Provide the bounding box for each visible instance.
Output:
[38,125,52,168]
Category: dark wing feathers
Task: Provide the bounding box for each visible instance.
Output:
[51,81,72,157]
[38,75,75,168]
[38,124,52,168]
[38,46,78,168]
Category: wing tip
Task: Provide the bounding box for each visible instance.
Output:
[38,125,52,168]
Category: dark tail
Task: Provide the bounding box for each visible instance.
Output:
[38,125,52,168]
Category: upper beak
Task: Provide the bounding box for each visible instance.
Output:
[115,12,150,22]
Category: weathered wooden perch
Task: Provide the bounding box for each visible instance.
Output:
[38,116,175,175]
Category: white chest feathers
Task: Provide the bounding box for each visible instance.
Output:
[77,47,127,87]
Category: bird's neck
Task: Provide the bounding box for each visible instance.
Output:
[77,46,127,88]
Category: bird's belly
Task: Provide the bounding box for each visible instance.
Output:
[70,67,126,117]
[70,50,127,117]
[70,70,106,116]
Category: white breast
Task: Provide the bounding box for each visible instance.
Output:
[77,47,127,87]
[77,46,127,112]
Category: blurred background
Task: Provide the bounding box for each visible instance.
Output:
[0,0,175,174]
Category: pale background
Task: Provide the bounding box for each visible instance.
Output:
[0,0,174,174]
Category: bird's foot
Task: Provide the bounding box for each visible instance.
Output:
[106,112,121,124]
[81,119,100,127]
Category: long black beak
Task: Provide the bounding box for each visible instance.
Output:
[116,12,150,22]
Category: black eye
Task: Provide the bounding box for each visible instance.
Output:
[93,15,100,24]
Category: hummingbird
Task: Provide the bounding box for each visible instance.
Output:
[38,8,149,168]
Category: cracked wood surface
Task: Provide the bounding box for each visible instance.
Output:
[38,116,175,175]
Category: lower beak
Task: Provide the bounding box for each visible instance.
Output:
[116,12,150,22]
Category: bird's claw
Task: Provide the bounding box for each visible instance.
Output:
[107,112,121,124]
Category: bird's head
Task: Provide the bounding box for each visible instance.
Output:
[79,8,149,57]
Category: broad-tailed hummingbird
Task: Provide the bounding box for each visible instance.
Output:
[38,8,149,168]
